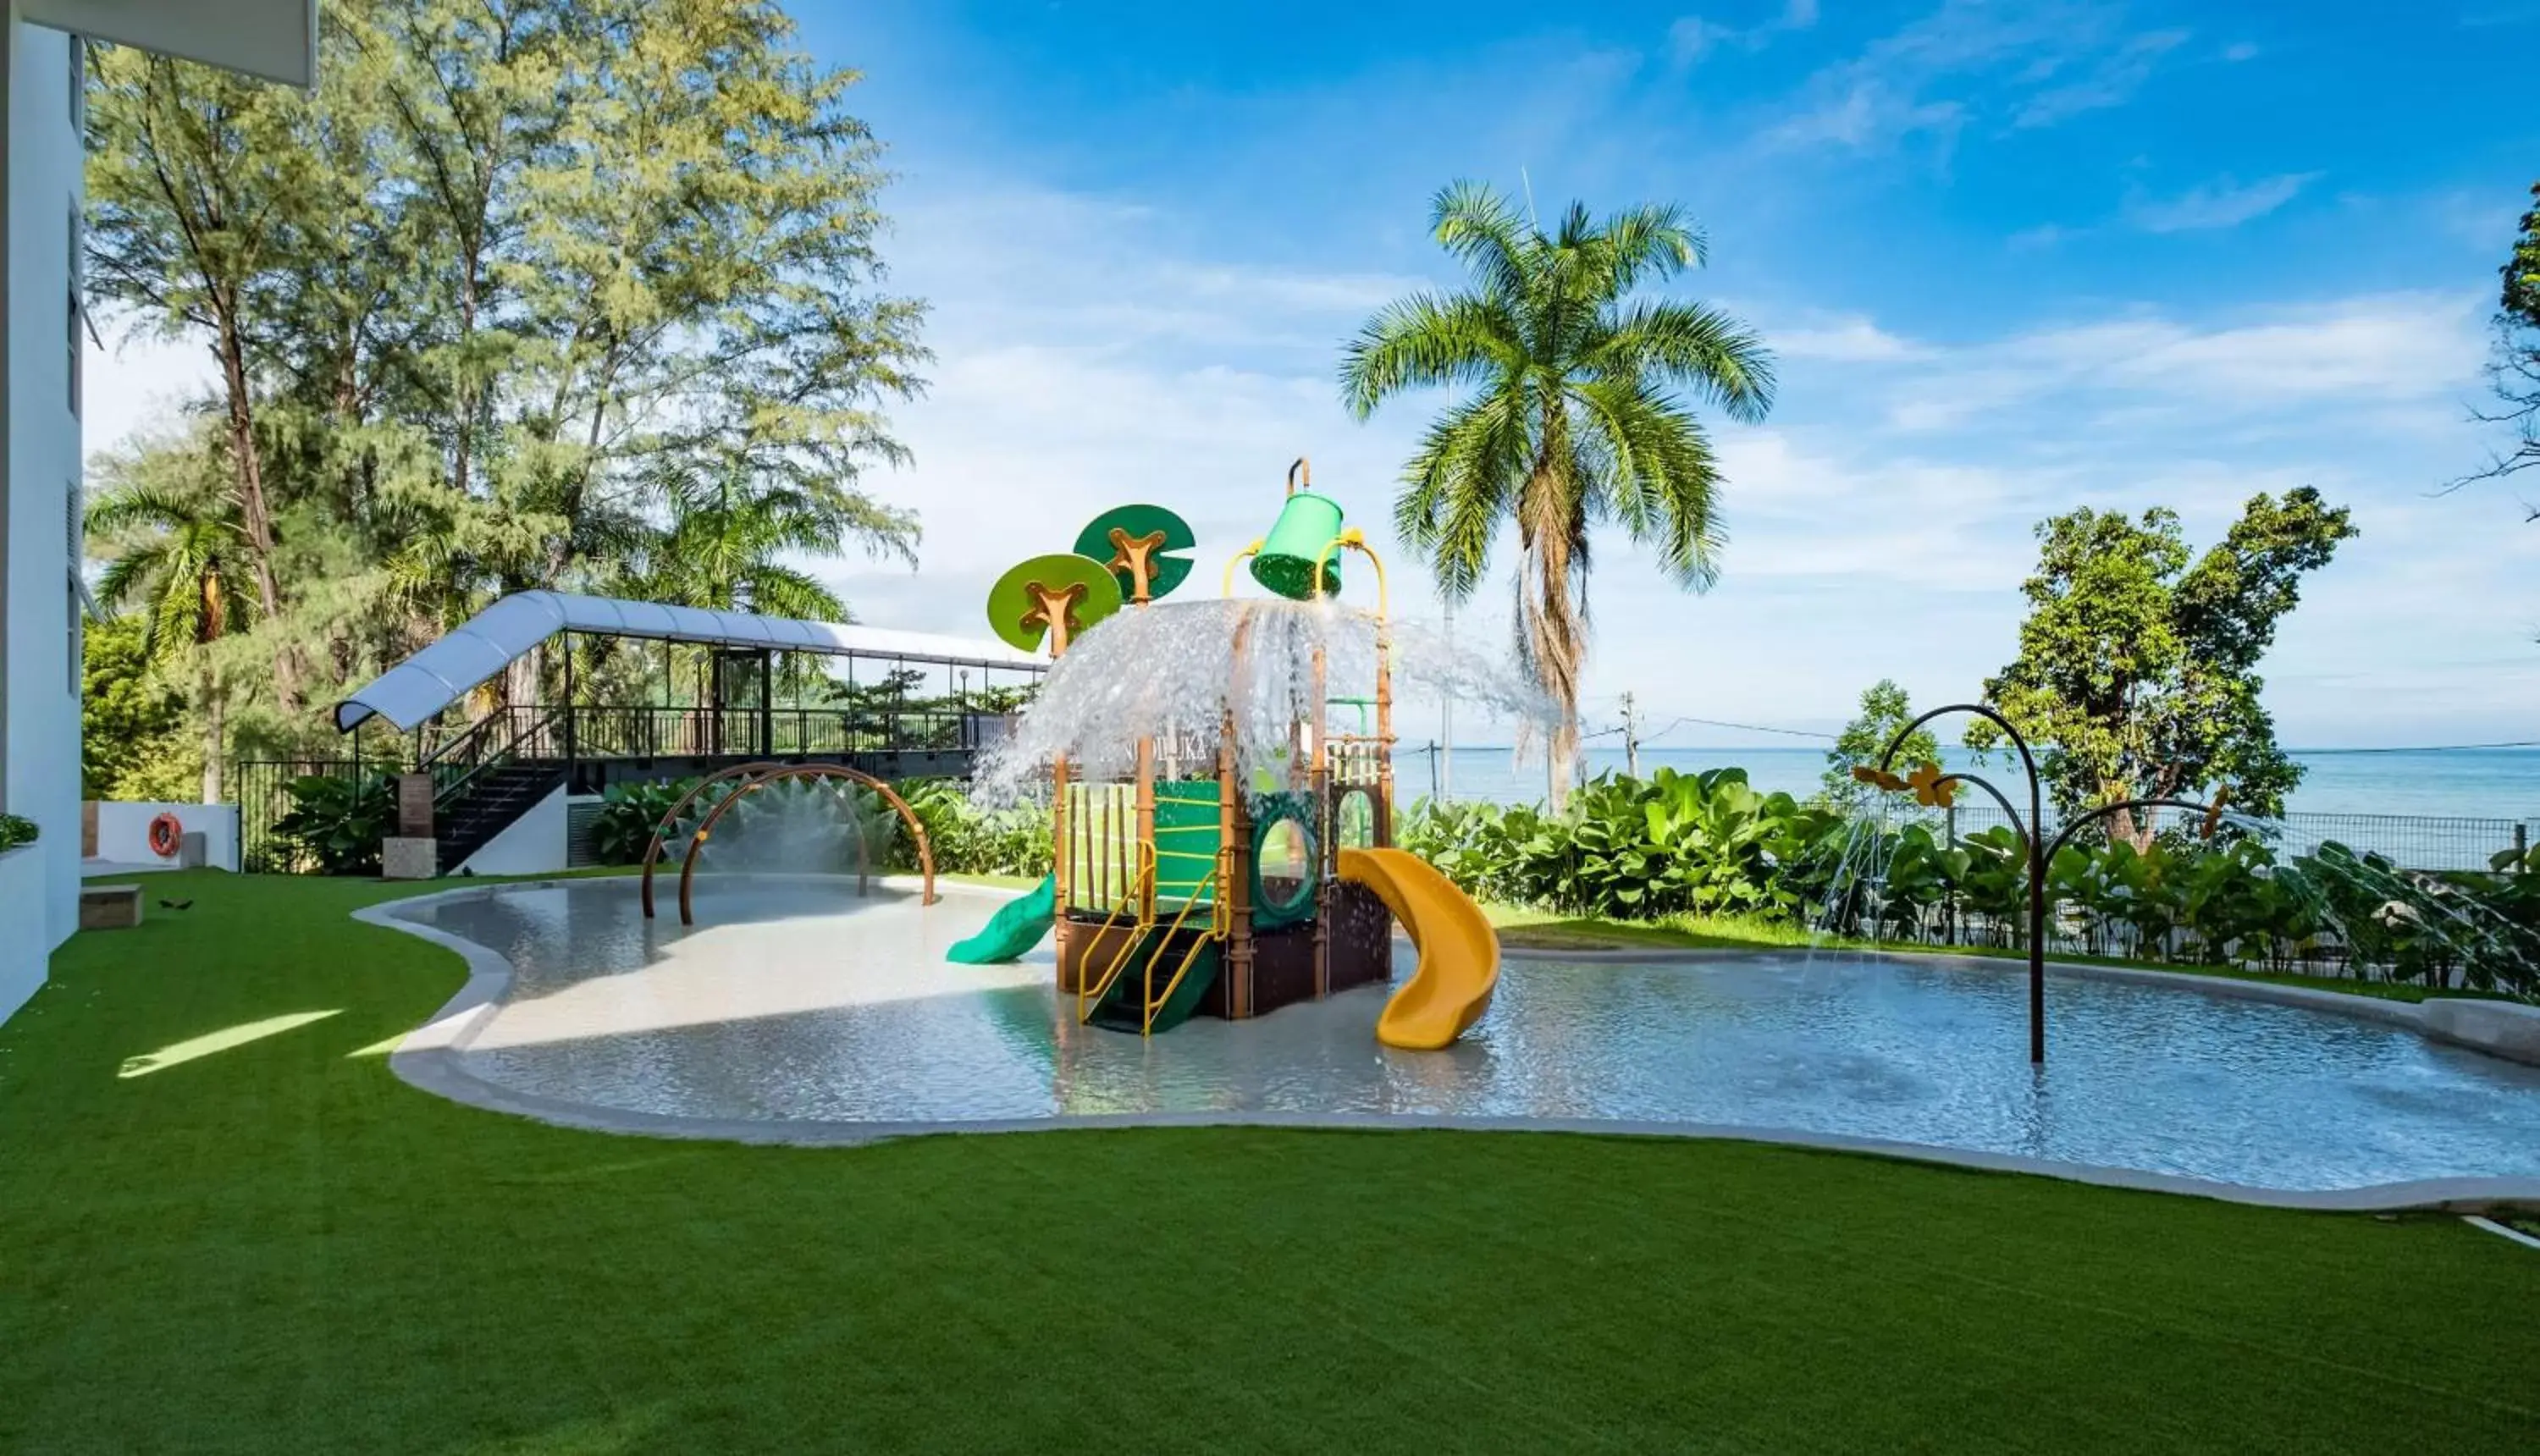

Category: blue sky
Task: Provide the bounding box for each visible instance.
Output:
[88,0,2540,747]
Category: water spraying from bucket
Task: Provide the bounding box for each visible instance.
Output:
[970,597,1556,807]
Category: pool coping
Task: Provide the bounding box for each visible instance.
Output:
[357,876,2540,1214]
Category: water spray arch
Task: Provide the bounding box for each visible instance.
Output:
[676,764,937,926]
[639,759,787,919]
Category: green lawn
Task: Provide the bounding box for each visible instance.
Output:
[3,870,2535,1453]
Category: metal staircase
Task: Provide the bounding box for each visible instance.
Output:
[423,708,565,872]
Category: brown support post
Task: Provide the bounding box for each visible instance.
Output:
[1030,585,1082,988]
[1219,719,1253,1019]
[1310,640,1330,998]
[1135,737,1156,919]
[1374,617,1396,848]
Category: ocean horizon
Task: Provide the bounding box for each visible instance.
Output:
[1388,744,2540,824]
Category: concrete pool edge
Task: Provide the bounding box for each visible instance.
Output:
[356,878,2540,1213]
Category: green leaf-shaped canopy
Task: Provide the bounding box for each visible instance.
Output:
[1073,505,1197,602]
[986,554,1124,654]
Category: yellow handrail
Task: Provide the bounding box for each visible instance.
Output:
[1076,841,1157,1024]
[1137,859,1228,1034]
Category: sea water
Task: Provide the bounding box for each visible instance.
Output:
[1395,744,2540,821]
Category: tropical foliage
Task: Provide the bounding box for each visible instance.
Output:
[1340,182,1774,806]
[1400,770,2540,998]
[2458,179,2540,488]
[81,615,196,802]
[272,772,398,875]
[583,773,1052,879]
[1820,679,1939,810]
[81,0,926,784]
[0,814,37,852]
[585,780,699,866]
[1968,489,2355,840]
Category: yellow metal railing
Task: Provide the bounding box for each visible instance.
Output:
[1076,841,1157,1024]
[1132,859,1228,1034]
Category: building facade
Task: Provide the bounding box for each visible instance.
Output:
[0,1,313,1024]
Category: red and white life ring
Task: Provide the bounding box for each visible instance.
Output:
[146,813,185,859]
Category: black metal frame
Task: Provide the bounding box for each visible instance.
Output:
[1876,703,2217,1066]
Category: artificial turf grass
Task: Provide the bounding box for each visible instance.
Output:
[2,873,2535,1454]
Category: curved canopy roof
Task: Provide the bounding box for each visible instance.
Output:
[334,591,1046,733]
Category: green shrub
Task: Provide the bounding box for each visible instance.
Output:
[272,773,396,876]
[1397,769,2537,999]
[0,813,38,852]
[900,780,1052,878]
[588,780,695,865]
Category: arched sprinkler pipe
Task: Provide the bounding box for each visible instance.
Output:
[1868,704,2218,1065]
[639,759,787,918]
[676,764,938,926]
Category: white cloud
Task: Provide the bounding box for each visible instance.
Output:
[2013,29,2188,127]
[1766,0,2188,153]
[2007,223,2078,251]
[1766,316,1933,362]
[1853,293,2484,437]
[2127,172,2321,233]
[1668,0,1820,69]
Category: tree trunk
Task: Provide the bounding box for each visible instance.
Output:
[1518,449,1585,813]
[199,672,226,805]
[213,311,300,713]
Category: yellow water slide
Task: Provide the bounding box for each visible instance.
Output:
[1338,847,1500,1050]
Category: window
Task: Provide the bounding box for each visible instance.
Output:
[68,483,88,694]
[67,206,83,420]
[68,36,84,131]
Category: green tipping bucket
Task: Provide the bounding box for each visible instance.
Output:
[1249,489,1345,599]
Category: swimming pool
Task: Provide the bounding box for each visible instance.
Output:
[378,878,2540,1196]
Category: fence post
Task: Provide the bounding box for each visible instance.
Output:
[2517,823,2529,866]
[1945,804,1957,848]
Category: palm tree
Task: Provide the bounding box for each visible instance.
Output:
[623,457,900,713]
[634,461,861,623]
[1340,181,1775,806]
[87,481,260,803]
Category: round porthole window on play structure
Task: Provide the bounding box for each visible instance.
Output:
[1250,797,1317,929]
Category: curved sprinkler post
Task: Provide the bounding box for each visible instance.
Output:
[639,759,787,919]
[1868,703,2217,1066]
[676,764,939,926]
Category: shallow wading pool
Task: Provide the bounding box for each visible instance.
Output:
[378,879,2540,1194]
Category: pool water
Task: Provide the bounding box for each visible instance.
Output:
[389,880,2540,1192]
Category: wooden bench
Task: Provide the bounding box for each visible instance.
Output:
[79,883,143,931]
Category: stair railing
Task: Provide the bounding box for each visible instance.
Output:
[424,704,564,818]
[1076,842,1158,1024]
[1135,860,1228,1034]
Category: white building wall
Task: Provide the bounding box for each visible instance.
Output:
[91,801,242,871]
[455,786,573,878]
[0,14,82,1024]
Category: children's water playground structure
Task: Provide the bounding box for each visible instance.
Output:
[350,464,2540,1198]
[946,461,1501,1050]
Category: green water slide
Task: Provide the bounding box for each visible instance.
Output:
[947,874,1056,964]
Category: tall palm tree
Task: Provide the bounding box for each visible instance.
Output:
[624,458,880,710]
[635,461,859,623]
[1340,181,1775,806]
[88,482,260,803]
